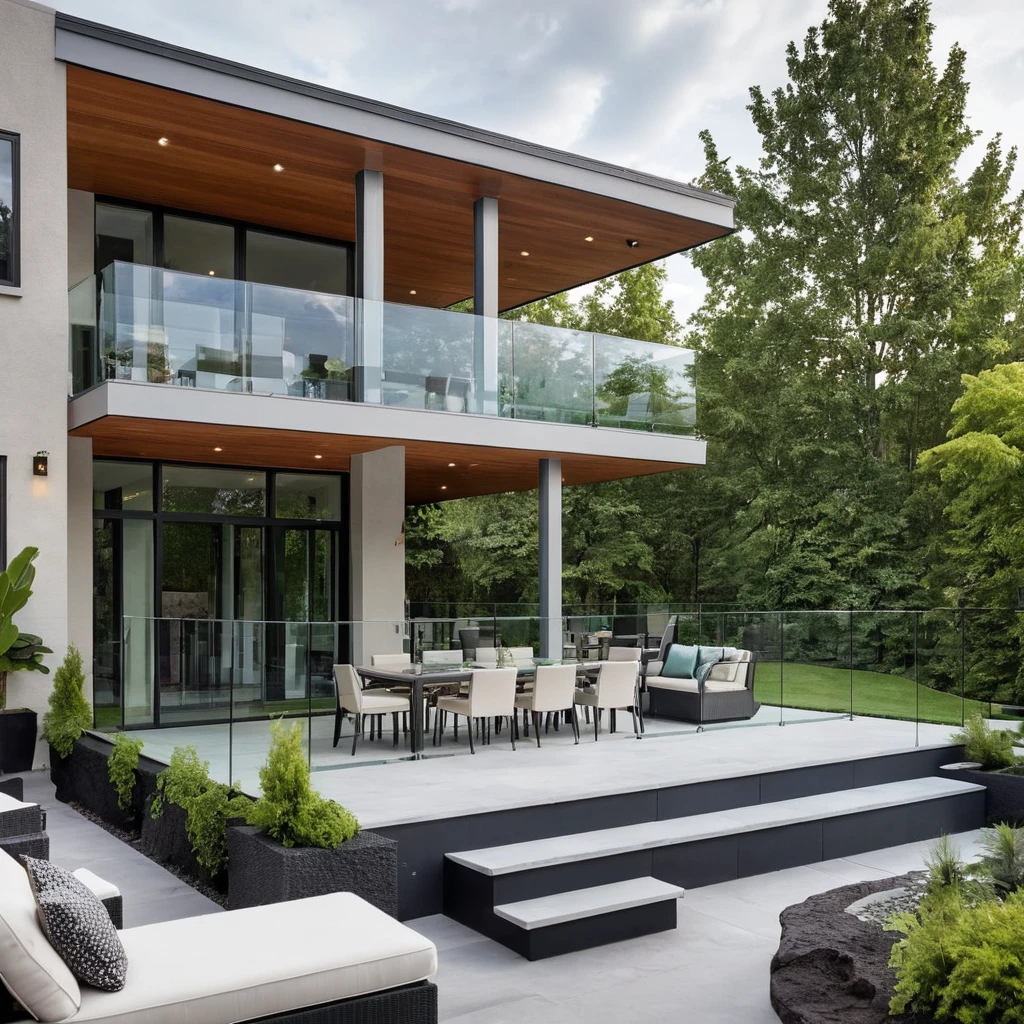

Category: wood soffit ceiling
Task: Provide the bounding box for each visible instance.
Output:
[70,417,698,505]
[66,66,731,311]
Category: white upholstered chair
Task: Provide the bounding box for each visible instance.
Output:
[508,646,535,666]
[514,664,579,745]
[473,647,498,666]
[422,649,463,667]
[333,664,411,755]
[434,668,517,753]
[607,646,641,663]
[574,660,640,740]
[371,652,410,667]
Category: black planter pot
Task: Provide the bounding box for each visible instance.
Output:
[228,825,398,916]
[140,797,227,893]
[0,709,38,774]
[942,762,1024,826]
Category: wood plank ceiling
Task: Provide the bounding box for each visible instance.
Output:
[66,66,730,311]
[71,417,697,505]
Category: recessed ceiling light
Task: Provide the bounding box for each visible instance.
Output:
[314,454,323,459]
[520,250,530,256]
[626,238,640,248]
[273,163,284,172]
[469,463,478,467]
[213,447,223,452]
[448,462,456,467]
[208,270,216,276]
[157,137,169,147]
[409,289,417,295]
[584,236,594,242]
[440,485,447,491]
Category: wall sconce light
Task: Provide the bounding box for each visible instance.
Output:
[33,452,49,477]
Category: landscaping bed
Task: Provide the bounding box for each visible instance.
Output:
[770,872,934,1024]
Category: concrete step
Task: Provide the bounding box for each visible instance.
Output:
[447,777,984,877]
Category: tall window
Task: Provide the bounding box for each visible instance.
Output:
[0,131,19,287]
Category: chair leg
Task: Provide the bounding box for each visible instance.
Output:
[571,705,580,744]
[523,710,529,738]
[393,712,399,747]
[454,715,459,740]
[508,716,516,751]
[468,717,475,754]
[631,707,640,738]
[433,706,440,746]
[333,707,342,748]
[594,708,600,741]
[403,711,408,735]
[610,708,617,733]
[351,714,360,756]
[532,711,541,748]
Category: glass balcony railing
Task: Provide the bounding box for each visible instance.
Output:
[68,262,697,435]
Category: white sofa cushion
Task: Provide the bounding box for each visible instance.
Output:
[69,892,436,1024]
[0,850,82,1022]
[646,676,748,694]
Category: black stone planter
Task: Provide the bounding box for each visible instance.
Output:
[48,736,160,831]
[228,825,398,917]
[0,709,37,774]
[140,797,227,893]
[941,763,1024,826]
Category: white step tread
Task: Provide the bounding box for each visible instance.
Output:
[448,777,984,876]
[494,877,685,930]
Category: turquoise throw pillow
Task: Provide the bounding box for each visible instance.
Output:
[697,646,723,667]
[662,644,699,679]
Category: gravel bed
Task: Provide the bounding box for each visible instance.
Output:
[845,871,927,927]
[69,801,228,908]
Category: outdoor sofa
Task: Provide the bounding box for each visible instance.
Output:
[645,647,759,725]
[0,847,438,1024]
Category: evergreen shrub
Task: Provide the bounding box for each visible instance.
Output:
[41,644,92,758]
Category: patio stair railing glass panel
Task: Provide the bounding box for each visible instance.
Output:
[68,262,697,435]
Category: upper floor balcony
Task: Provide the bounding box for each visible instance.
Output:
[70,261,697,436]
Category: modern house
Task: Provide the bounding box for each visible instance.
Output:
[0,0,734,759]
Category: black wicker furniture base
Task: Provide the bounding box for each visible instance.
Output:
[236,981,436,1024]
[0,832,49,861]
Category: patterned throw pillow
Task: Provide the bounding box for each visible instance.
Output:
[20,857,127,992]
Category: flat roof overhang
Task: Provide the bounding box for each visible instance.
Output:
[69,384,705,504]
[57,15,734,310]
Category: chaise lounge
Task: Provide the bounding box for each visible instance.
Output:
[645,648,759,726]
[0,849,438,1024]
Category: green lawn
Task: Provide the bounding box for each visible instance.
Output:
[754,661,1002,726]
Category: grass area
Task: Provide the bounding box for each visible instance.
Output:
[754,661,1002,726]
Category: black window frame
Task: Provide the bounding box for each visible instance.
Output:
[0,455,6,569]
[0,130,20,288]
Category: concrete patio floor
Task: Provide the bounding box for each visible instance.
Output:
[13,767,982,1023]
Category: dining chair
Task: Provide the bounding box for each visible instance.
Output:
[333,664,411,755]
[434,668,517,753]
[574,661,641,740]
[369,651,414,731]
[422,649,463,667]
[607,645,643,733]
[473,647,498,666]
[514,664,579,746]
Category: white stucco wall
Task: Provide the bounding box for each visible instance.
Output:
[350,446,406,665]
[0,0,69,764]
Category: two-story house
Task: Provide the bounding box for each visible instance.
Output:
[0,0,733,757]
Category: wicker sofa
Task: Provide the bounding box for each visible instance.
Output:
[0,847,438,1024]
[645,648,759,726]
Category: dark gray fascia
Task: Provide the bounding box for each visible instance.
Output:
[54,12,734,227]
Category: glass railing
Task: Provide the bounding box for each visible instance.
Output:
[68,262,697,435]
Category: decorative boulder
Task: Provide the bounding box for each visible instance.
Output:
[227,825,398,917]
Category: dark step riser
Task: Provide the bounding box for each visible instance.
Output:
[445,792,985,924]
[387,745,963,919]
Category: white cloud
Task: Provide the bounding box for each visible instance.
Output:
[58,0,1024,324]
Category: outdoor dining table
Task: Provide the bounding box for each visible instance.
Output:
[356,661,604,756]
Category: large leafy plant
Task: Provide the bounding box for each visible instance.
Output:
[0,547,52,710]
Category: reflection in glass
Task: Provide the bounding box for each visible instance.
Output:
[509,321,594,424]
[163,215,234,278]
[93,460,153,511]
[95,203,153,271]
[0,137,15,284]
[162,466,266,516]
[245,230,348,295]
[275,473,342,520]
[121,519,154,727]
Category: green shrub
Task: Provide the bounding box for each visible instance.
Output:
[925,833,967,895]
[974,824,1024,898]
[951,713,1017,770]
[889,885,1024,1022]
[41,644,92,758]
[107,733,143,811]
[151,746,251,875]
[247,719,359,849]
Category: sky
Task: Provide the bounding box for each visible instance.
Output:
[58,0,1024,323]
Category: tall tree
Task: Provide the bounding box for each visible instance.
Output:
[688,0,1023,609]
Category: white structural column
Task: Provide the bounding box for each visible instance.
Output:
[474,196,500,415]
[350,446,406,666]
[355,169,385,404]
[538,459,563,659]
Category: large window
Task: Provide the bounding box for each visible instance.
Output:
[0,131,19,287]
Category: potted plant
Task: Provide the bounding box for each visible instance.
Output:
[228,719,398,915]
[0,547,52,773]
[942,713,1024,825]
[323,357,351,402]
[42,643,92,799]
